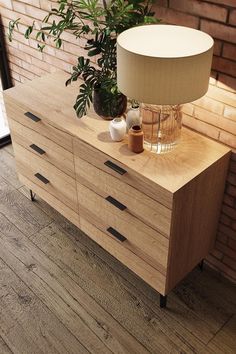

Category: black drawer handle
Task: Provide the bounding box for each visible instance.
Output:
[34,173,49,184]
[107,227,126,242]
[105,196,127,211]
[24,112,41,122]
[104,160,127,175]
[30,144,46,155]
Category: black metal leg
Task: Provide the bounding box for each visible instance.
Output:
[199,259,204,272]
[160,294,167,308]
[30,189,36,201]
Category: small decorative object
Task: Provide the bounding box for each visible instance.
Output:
[128,125,144,153]
[140,104,182,153]
[109,117,126,142]
[117,24,214,153]
[126,100,141,131]
[93,87,127,120]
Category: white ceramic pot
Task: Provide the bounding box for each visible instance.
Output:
[126,107,142,132]
[109,117,126,142]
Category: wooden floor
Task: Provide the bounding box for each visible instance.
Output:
[0,145,236,354]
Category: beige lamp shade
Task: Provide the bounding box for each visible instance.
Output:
[117,25,214,105]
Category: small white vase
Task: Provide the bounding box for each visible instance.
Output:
[126,106,142,132]
[109,117,126,142]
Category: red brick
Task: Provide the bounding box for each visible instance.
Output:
[9,62,36,80]
[220,213,232,226]
[8,46,32,64]
[207,85,236,108]
[207,254,236,280]
[212,56,236,77]
[229,9,236,26]
[222,204,236,219]
[222,43,236,61]
[169,0,227,22]
[25,4,48,21]
[193,96,224,115]
[0,0,12,9]
[182,113,220,140]
[232,222,236,231]
[194,106,236,134]
[205,0,236,6]
[218,74,236,94]
[216,241,236,259]
[217,232,228,244]
[42,53,71,73]
[230,160,236,174]
[229,238,236,250]
[227,184,236,198]
[219,223,236,238]
[211,248,223,260]
[12,1,27,15]
[227,173,236,186]
[201,19,236,44]
[153,6,199,28]
[223,256,236,271]
[213,40,223,56]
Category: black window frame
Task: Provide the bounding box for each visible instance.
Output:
[0,16,12,148]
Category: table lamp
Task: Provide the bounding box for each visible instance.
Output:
[117,25,214,153]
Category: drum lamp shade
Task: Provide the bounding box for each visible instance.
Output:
[117,25,214,105]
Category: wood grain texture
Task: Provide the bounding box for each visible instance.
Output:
[0,213,148,354]
[166,154,231,293]
[0,257,88,354]
[13,142,78,213]
[10,119,75,178]
[5,95,73,153]
[77,181,168,274]
[75,155,171,236]
[18,173,80,229]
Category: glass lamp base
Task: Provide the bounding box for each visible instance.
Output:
[140,104,182,154]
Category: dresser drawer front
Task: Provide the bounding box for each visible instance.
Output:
[75,156,171,237]
[6,99,73,152]
[77,182,168,273]
[10,119,75,178]
[73,138,173,209]
[79,213,166,294]
[13,142,78,212]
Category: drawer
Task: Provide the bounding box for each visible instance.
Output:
[13,142,78,212]
[73,138,173,209]
[5,98,73,152]
[10,119,75,179]
[77,182,169,274]
[75,155,171,237]
[80,214,166,295]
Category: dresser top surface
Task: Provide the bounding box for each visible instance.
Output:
[4,70,231,193]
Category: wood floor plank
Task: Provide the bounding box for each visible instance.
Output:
[30,221,214,354]
[0,336,13,354]
[206,315,236,354]
[0,187,52,237]
[0,149,22,188]
[3,144,14,157]
[0,258,89,354]
[0,213,148,354]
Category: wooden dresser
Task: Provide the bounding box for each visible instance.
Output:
[4,71,231,307]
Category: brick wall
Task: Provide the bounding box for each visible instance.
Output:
[1,0,236,282]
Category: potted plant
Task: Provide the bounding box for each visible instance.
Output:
[8,0,158,119]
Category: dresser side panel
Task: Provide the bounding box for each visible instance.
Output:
[166,152,231,293]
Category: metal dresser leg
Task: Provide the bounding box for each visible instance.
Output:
[160,294,167,308]
[30,189,36,201]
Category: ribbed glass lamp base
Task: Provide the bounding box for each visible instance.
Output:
[140,104,182,154]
